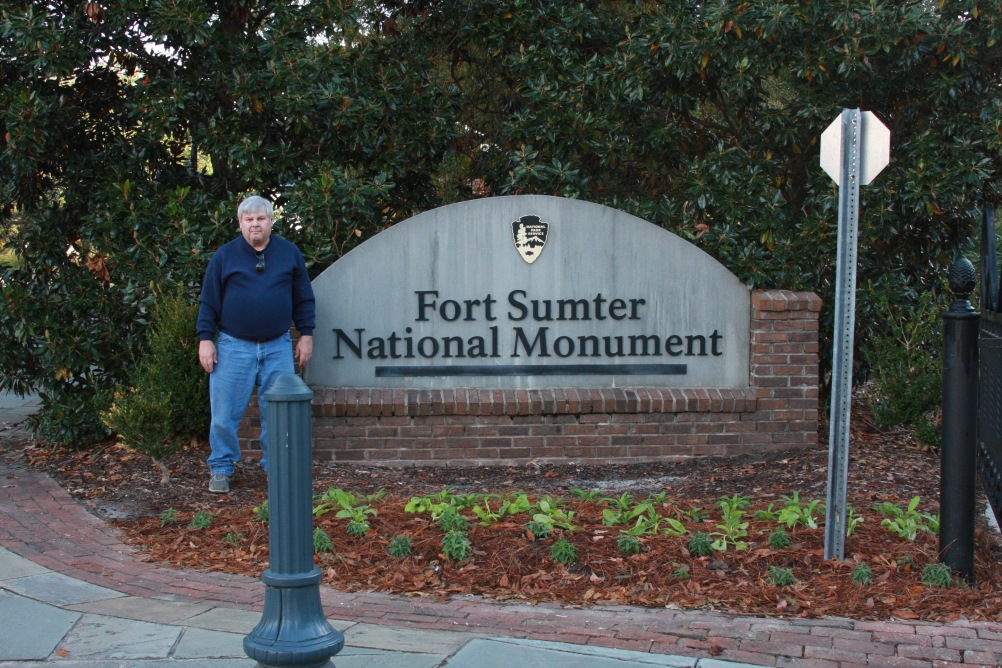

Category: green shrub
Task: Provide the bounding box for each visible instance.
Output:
[346,520,370,537]
[768,529,792,550]
[313,527,334,553]
[438,507,472,532]
[159,508,178,526]
[101,296,209,480]
[864,288,945,448]
[617,534,643,556]
[524,520,553,540]
[551,538,578,564]
[921,563,953,588]
[442,530,472,561]
[387,535,413,558]
[766,566,796,587]
[852,562,874,585]
[687,531,713,557]
[188,510,213,530]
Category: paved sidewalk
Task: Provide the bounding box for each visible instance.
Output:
[2,397,1002,666]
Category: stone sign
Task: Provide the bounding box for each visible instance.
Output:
[304,196,750,389]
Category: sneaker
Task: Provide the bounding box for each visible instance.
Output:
[208,473,230,494]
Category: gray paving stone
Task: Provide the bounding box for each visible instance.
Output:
[0,590,80,660]
[182,606,262,634]
[173,626,247,659]
[343,622,470,654]
[446,638,699,667]
[68,595,212,624]
[3,572,124,607]
[0,546,49,580]
[56,613,181,661]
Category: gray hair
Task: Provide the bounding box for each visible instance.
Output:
[237,195,274,219]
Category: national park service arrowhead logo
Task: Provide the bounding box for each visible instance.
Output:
[511,215,548,264]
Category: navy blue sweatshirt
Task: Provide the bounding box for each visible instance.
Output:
[196,235,315,342]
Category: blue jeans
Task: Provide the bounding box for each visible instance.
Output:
[207,332,294,476]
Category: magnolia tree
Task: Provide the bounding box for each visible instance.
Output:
[2,0,1001,444]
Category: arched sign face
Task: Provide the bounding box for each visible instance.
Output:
[305,196,750,389]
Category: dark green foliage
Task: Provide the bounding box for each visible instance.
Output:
[437,507,472,533]
[852,562,874,585]
[346,520,370,537]
[921,562,954,588]
[687,532,713,557]
[766,566,797,587]
[768,529,792,550]
[442,530,472,562]
[524,520,553,541]
[4,1,1002,445]
[550,538,578,565]
[387,535,413,558]
[188,510,213,530]
[314,527,335,553]
[100,296,209,471]
[617,533,643,557]
[864,288,946,447]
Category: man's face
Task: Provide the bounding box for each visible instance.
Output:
[239,209,273,249]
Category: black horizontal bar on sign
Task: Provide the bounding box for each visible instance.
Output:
[374,364,688,377]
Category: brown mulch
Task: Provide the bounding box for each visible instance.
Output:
[10,399,1002,622]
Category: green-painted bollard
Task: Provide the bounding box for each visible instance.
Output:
[244,373,344,667]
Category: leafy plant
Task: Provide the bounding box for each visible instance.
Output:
[159,508,178,526]
[617,533,643,556]
[406,489,461,520]
[711,498,749,552]
[754,503,778,521]
[569,489,602,502]
[551,539,578,565]
[253,501,269,523]
[865,288,945,448]
[687,532,713,557]
[437,507,472,533]
[768,529,792,550]
[189,510,213,530]
[224,532,244,544]
[766,566,797,587]
[777,493,824,530]
[846,507,863,537]
[100,296,209,481]
[313,527,334,553]
[672,564,690,581]
[524,520,553,541]
[531,496,577,531]
[921,562,953,588]
[473,494,529,526]
[442,530,472,562]
[685,507,709,523]
[875,496,933,540]
[313,488,382,523]
[852,562,874,585]
[346,519,370,537]
[387,535,413,558]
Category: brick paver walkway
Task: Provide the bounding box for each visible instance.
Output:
[2,460,1002,667]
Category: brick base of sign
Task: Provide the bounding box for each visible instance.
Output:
[239,290,821,467]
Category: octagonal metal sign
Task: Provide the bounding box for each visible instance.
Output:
[820,111,890,186]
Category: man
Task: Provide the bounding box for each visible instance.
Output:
[196,195,315,494]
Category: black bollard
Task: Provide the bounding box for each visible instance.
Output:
[244,373,344,667]
[940,258,979,584]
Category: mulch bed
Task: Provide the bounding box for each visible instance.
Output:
[13,400,1002,622]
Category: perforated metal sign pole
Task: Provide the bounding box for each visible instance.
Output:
[824,109,862,561]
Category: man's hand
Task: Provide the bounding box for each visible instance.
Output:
[199,340,217,373]
[295,335,313,368]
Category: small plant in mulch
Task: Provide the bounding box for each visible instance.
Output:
[550,538,578,564]
[768,528,792,550]
[852,562,873,585]
[159,508,179,526]
[387,535,413,558]
[442,530,472,561]
[921,562,954,588]
[687,531,713,557]
[617,533,643,556]
[524,519,553,541]
[345,519,370,537]
[313,527,334,553]
[766,566,797,587]
[437,507,472,532]
[875,496,938,540]
[188,510,213,530]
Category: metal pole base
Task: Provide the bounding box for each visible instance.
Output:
[244,569,344,668]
